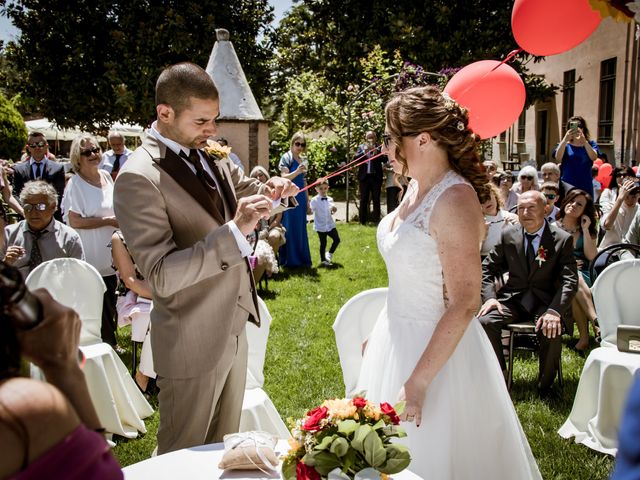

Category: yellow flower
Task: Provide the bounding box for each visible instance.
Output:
[288,437,302,451]
[363,403,381,421]
[204,140,232,158]
[322,398,357,419]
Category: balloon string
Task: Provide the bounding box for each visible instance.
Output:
[452,48,524,101]
[299,148,387,193]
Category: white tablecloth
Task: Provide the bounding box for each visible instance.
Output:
[558,347,640,455]
[123,439,422,480]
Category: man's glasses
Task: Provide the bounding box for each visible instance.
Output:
[27,141,47,148]
[294,142,306,148]
[520,175,534,181]
[80,147,101,157]
[544,193,557,200]
[23,202,48,213]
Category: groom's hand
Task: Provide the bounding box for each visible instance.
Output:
[263,177,298,200]
[234,194,273,236]
[478,298,504,317]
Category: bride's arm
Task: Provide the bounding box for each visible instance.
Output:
[399,185,483,426]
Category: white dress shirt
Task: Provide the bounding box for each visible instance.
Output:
[100,148,132,173]
[28,157,47,179]
[310,194,337,232]
[149,123,252,257]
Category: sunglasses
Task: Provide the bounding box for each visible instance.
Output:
[500,176,512,182]
[520,175,534,181]
[294,142,306,148]
[28,141,47,148]
[80,147,101,157]
[23,202,49,213]
[616,173,628,178]
[544,193,557,200]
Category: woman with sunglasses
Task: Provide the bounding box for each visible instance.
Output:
[62,134,120,348]
[277,131,311,268]
[356,86,541,479]
[553,116,599,197]
[598,166,636,216]
[556,189,600,352]
[514,165,540,195]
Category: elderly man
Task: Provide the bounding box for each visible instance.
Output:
[12,132,66,220]
[478,190,578,396]
[1,180,84,278]
[100,131,133,180]
[541,162,574,206]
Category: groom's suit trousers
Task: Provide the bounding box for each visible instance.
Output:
[156,328,248,454]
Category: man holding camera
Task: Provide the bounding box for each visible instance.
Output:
[1,181,84,278]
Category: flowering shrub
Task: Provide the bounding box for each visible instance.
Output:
[282,398,411,480]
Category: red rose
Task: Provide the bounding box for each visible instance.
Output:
[353,397,367,409]
[380,402,400,425]
[302,406,329,432]
[296,461,321,480]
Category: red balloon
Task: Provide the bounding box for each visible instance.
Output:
[594,159,603,166]
[444,60,525,140]
[512,0,602,56]
[598,163,613,189]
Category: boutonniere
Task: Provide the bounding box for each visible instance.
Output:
[204,140,231,159]
[535,246,547,267]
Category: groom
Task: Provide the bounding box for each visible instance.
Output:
[114,62,297,453]
[478,191,578,396]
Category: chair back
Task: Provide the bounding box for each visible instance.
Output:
[245,296,272,389]
[332,288,388,397]
[589,242,640,282]
[592,258,640,347]
[26,258,106,346]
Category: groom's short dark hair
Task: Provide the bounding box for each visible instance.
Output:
[156,62,219,115]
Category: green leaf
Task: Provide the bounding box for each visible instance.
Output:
[379,444,412,474]
[393,401,406,416]
[371,419,385,430]
[342,448,358,474]
[338,419,358,435]
[330,437,350,457]
[352,424,373,453]
[315,435,335,451]
[281,457,298,480]
[363,430,386,468]
[381,425,407,438]
[303,451,343,476]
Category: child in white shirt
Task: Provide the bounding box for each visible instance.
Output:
[310,179,340,266]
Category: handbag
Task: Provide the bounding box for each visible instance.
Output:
[617,325,640,354]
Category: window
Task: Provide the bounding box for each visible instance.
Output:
[598,58,616,143]
[517,111,526,142]
[562,69,575,131]
[499,131,506,142]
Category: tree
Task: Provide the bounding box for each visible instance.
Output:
[1,0,274,130]
[0,91,27,160]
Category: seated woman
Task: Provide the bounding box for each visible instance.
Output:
[0,283,122,479]
[599,166,636,216]
[512,165,540,196]
[480,182,519,259]
[600,178,640,250]
[496,171,519,211]
[556,189,600,352]
[110,230,156,394]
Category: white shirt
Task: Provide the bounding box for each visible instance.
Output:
[310,194,337,232]
[523,222,546,254]
[149,123,252,257]
[600,202,638,249]
[100,148,132,174]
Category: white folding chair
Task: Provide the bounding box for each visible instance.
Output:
[26,258,153,438]
[558,259,640,455]
[332,288,388,397]
[240,296,291,438]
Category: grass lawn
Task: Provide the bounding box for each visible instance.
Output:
[113,222,615,479]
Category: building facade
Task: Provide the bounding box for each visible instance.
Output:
[493,18,638,169]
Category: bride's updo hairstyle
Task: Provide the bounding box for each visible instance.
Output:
[385,85,486,199]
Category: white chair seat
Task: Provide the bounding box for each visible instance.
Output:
[26,258,153,437]
[332,288,388,397]
[239,297,290,437]
[558,347,640,455]
[558,259,640,455]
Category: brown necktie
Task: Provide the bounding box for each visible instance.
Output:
[182,149,225,218]
[28,230,44,272]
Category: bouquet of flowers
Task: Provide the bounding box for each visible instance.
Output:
[282,397,411,480]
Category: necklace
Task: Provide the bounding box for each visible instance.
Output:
[558,221,577,234]
[78,171,102,188]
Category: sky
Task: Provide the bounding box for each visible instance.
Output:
[0,0,293,43]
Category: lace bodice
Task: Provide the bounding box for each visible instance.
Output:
[377,170,472,324]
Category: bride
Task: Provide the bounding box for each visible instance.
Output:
[356,86,541,479]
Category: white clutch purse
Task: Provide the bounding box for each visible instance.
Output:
[218,431,279,472]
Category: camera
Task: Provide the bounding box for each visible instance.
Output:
[569,121,579,130]
[0,261,43,330]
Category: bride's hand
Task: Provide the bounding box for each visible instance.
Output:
[397,377,427,427]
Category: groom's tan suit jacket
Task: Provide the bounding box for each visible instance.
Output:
[113,133,261,379]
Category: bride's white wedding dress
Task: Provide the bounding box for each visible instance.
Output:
[356,171,541,479]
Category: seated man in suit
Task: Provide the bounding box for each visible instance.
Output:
[1,180,84,278]
[13,132,65,220]
[478,190,578,396]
